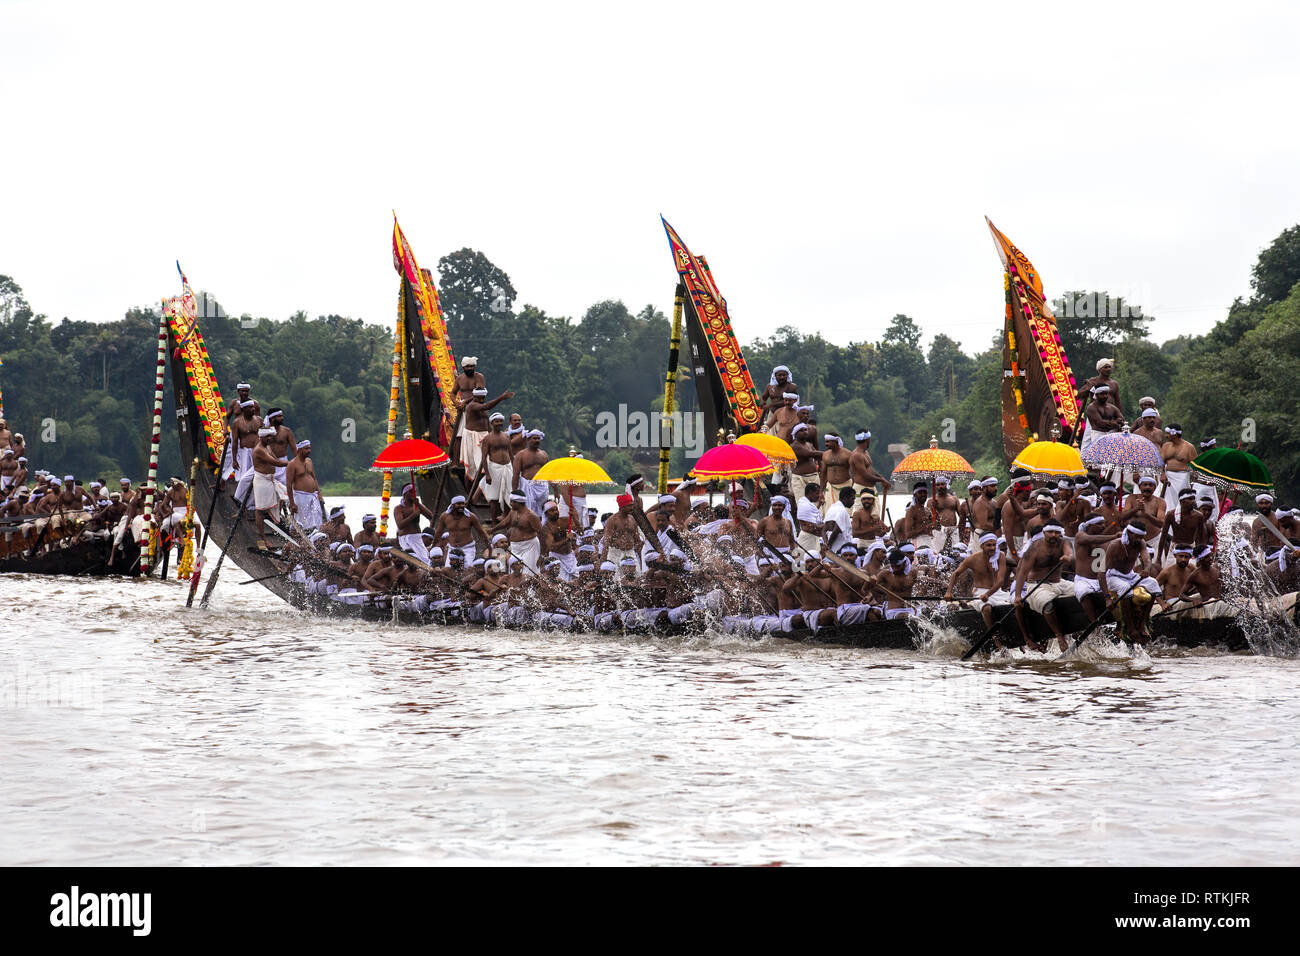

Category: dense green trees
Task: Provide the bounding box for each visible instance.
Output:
[3,223,1299,501]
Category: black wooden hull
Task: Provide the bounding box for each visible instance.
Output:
[0,533,140,577]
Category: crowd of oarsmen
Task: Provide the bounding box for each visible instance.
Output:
[217,356,1300,649]
[0,470,190,563]
[267,462,1297,649]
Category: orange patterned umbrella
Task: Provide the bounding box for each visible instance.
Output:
[891,437,975,485]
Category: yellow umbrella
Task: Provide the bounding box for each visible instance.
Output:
[735,432,797,465]
[532,456,613,485]
[1011,441,1087,478]
[532,454,613,530]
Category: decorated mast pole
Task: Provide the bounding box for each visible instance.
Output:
[141,302,169,574]
[657,283,686,493]
[380,293,402,537]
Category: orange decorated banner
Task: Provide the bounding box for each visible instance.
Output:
[986,218,1080,432]
[662,217,762,433]
[164,270,227,465]
[392,216,458,446]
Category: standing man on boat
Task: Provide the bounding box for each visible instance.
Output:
[772,391,801,442]
[903,483,936,548]
[223,384,259,480]
[819,434,852,515]
[848,430,891,517]
[264,409,296,489]
[230,400,263,506]
[453,356,486,463]
[513,429,550,516]
[1132,408,1164,449]
[477,413,515,519]
[788,423,822,503]
[393,482,436,564]
[286,440,325,531]
[930,476,960,552]
[251,426,290,548]
[541,500,577,579]
[460,386,514,483]
[1160,423,1197,513]
[1076,358,1122,436]
[758,366,798,433]
[506,413,527,458]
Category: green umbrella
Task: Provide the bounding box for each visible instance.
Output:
[1189,446,1272,493]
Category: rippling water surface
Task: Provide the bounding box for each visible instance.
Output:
[3,550,1299,866]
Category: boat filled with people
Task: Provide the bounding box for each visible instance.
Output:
[5,216,1296,657]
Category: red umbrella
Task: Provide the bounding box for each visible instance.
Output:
[370,438,450,472]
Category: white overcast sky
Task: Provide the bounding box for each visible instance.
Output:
[3,0,1299,354]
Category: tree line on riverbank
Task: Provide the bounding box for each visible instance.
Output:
[1,225,1297,499]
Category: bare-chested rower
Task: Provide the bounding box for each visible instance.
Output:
[491,491,544,571]
[1156,487,1208,564]
[433,495,488,566]
[393,482,436,564]
[1013,522,1074,651]
[601,494,644,571]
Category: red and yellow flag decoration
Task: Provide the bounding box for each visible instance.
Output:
[163,265,227,466]
[661,217,762,433]
[986,218,1080,435]
[392,215,457,447]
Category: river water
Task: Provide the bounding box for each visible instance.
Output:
[3,496,1299,866]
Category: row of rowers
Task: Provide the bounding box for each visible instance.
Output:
[0,465,190,556]
[274,473,1299,647]
[895,471,1298,559]
[759,360,1241,520]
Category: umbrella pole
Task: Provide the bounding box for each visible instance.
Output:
[567,485,573,532]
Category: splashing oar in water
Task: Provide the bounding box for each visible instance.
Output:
[961,557,1066,660]
[197,483,255,609]
[1069,579,1143,651]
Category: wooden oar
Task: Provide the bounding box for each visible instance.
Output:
[498,542,582,619]
[197,483,254,609]
[960,557,1066,660]
[759,535,839,606]
[818,529,922,608]
[186,459,227,608]
[1147,596,1237,622]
